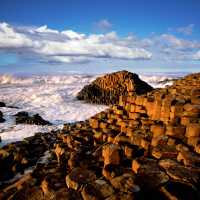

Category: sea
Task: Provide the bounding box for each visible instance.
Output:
[0,72,188,146]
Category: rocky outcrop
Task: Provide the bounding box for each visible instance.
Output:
[77,70,153,105]
[0,111,5,123]
[0,102,6,107]
[0,72,200,199]
[15,111,51,125]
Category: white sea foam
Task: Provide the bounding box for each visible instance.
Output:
[0,72,185,146]
[0,74,107,145]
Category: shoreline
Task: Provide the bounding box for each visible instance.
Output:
[0,71,200,199]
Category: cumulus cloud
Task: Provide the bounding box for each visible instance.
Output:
[0,22,152,63]
[0,22,33,48]
[1,22,200,65]
[176,24,194,35]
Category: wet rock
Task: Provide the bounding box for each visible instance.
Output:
[102,164,123,180]
[0,110,5,123]
[41,173,67,198]
[159,159,200,184]
[160,181,200,200]
[10,186,44,200]
[105,192,135,200]
[132,158,169,189]
[0,133,53,183]
[66,167,96,190]
[15,111,51,125]
[177,149,200,167]
[0,102,6,107]
[94,179,114,198]
[77,70,153,105]
[151,145,177,160]
[110,173,140,193]
[55,188,82,200]
[81,183,103,200]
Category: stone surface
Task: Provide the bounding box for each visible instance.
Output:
[0,102,6,107]
[102,144,121,166]
[1,72,200,199]
[77,70,153,105]
[0,110,5,123]
[66,168,96,190]
[15,111,51,125]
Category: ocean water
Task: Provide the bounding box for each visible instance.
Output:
[0,72,186,146]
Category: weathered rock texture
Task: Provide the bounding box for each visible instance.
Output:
[77,70,153,105]
[0,72,200,200]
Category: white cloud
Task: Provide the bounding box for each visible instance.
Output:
[95,19,112,31]
[193,50,200,60]
[0,22,152,63]
[1,22,199,65]
[176,24,194,35]
[0,22,33,48]
[157,34,200,50]
[61,30,85,39]
[35,25,59,34]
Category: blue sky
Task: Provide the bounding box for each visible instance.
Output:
[0,0,200,74]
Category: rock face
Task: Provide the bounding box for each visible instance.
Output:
[15,111,51,125]
[1,72,200,200]
[0,110,5,123]
[0,102,6,107]
[77,70,153,105]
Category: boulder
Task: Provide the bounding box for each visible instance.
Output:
[81,183,103,200]
[77,70,153,105]
[102,144,121,166]
[159,159,199,184]
[0,110,5,123]
[132,158,169,189]
[66,168,96,190]
[110,173,140,193]
[15,111,51,125]
[0,102,6,107]
[94,179,114,198]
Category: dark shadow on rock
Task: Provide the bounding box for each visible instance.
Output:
[14,111,51,125]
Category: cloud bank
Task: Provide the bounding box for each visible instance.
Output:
[0,22,152,64]
[0,22,200,65]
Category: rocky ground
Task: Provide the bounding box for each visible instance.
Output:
[0,72,200,200]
